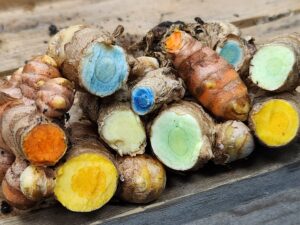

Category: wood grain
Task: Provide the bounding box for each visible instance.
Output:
[0,0,300,74]
[243,12,300,42]
[104,162,300,225]
[1,0,300,224]
[1,144,300,225]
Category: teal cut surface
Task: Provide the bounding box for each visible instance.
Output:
[218,40,243,69]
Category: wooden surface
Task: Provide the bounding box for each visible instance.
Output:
[0,0,300,224]
[105,161,300,225]
[103,163,300,225]
[0,0,300,74]
[1,144,300,225]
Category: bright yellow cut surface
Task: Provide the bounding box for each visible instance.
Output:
[252,99,299,147]
[71,166,106,198]
[54,153,118,212]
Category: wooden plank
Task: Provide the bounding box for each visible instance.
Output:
[103,162,300,225]
[0,0,65,11]
[243,12,300,43]
[188,188,300,225]
[0,0,299,73]
[0,1,300,224]
[1,144,300,225]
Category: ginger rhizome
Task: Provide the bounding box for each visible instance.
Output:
[0,104,68,165]
[79,92,102,123]
[249,93,300,148]
[105,56,161,103]
[20,56,75,118]
[54,122,118,212]
[185,20,256,75]
[2,158,55,209]
[19,55,61,99]
[214,120,254,164]
[250,33,300,92]
[150,101,254,171]
[79,94,147,156]
[0,54,73,167]
[97,103,147,156]
[20,165,55,201]
[216,34,256,76]
[131,67,185,115]
[2,159,35,209]
[0,149,15,182]
[35,77,75,118]
[164,30,250,121]
[117,154,166,203]
[47,25,129,97]
[137,19,256,76]
[180,18,241,49]
[150,101,215,171]
[129,56,160,79]
[2,19,299,214]
[1,55,75,118]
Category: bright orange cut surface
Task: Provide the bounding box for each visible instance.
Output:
[165,31,183,53]
[23,123,67,165]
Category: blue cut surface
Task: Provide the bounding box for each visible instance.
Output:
[81,42,129,97]
[131,87,155,115]
[218,40,243,69]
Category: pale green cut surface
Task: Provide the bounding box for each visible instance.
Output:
[150,111,202,171]
[250,44,296,91]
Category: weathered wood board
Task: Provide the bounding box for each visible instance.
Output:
[0,0,300,224]
[0,0,300,74]
[1,144,300,225]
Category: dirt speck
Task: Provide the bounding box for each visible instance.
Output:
[48,24,58,36]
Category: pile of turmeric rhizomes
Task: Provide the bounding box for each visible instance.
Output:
[0,18,300,213]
